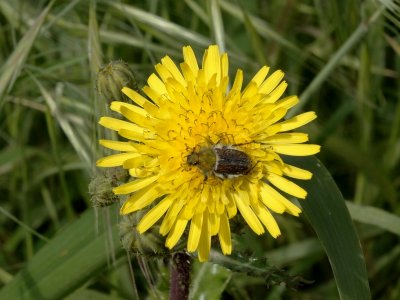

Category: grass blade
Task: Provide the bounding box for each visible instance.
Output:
[0,0,55,103]
[0,208,124,300]
[32,76,92,165]
[287,156,371,300]
[346,201,400,236]
[109,2,210,47]
[289,7,385,117]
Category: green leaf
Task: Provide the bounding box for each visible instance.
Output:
[65,289,126,300]
[0,208,125,300]
[346,201,400,236]
[286,156,371,300]
[190,260,231,300]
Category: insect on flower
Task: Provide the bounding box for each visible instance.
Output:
[96,45,321,262]
[187,144,253,179]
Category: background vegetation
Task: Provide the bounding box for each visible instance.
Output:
[0,0,399,299]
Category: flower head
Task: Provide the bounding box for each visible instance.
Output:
[97,45,320,261]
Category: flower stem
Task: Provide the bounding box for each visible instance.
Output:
[170,252,192,300]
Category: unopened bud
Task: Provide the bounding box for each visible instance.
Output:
[88,168,129,207]
[119,212,185,258]
[96,60,139,103]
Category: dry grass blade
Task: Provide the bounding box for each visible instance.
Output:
[32,76,92,165]
[0,0,55,104]
[108,2,211,47]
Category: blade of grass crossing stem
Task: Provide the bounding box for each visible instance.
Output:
[0,208,124,300]
[285,156,370,300]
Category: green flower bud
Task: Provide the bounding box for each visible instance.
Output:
[119,211,185,258]
[96,60,139,103]
[88,168,129,207]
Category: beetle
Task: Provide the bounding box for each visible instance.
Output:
[187,144,252,179]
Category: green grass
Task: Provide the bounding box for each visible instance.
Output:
[1,0,399,299]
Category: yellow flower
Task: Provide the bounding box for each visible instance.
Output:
[97,45,320,262]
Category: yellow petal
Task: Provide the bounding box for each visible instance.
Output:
[198,211,211,262]
[180,62,196,82]
[215,200,225,215]
[155,62,172,83]
[118,129,147,142]
[257,108,287,131]
[209,213,220,236]
[250,65,270,86]
[259,182,286,213]
[282,163,312,180]
[262,81,288,104]
[113,175,159,195]
[129,168,152,178]
[203,45,220,84]
[273,94,298,110]
[99,117,143,134]
[226,197,237,218]
[252,203,281,238]
[278,111,317,132]
[261,184,301,216]
[96,152,140,167]
[122,155,152,169]
[165,217,188,249]
[121,87,159,114]
[262,133,309,144]
[99,139,137,151]
[266,173,307,199]
[228,69,243,98]
[221,53,229,80]
[259,70,285,94]
[110,102,155,130]
[180,194,201,220]
[159,196,185,235]
[242,82,258,101]
[120,185,164,214]
[137,196,174,233]
[161,55,186,87]
[110,101,147,117]
[182,45,199,75]
[272,144,321,156]
[148,72,167,95]
[218,212,232,255]
[234,194,264,235]
[187,213,203,252]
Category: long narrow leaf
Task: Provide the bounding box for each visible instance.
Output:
[0,0,55,103]
[346,201,400,236]
[0,208,124,300]
[286,156,371,300]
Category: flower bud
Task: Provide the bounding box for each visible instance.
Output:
[119,211,185,258]
[96,60,139,103]
[88,168,129,207]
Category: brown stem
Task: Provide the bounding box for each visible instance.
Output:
[170,252,192,300]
